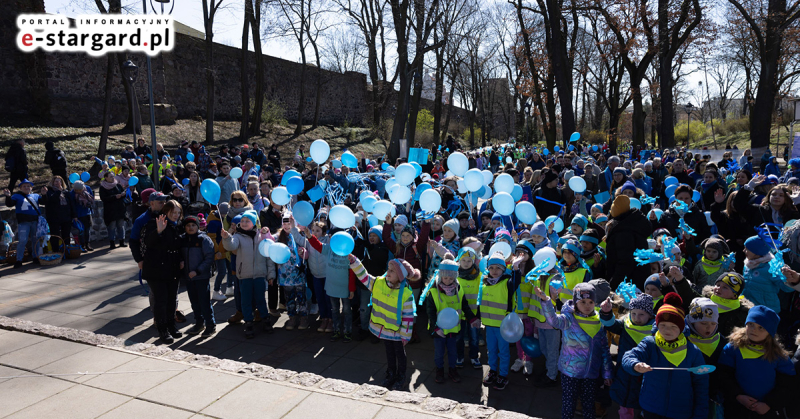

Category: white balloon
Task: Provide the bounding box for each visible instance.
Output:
[309,139,330,164]
[372,200,395,219]
[533,248,557,272]
[447,152,469,176]
[329,205,355,229]
[489,242,512,259]
[494,173,515,194]
[389,184,412,204]
[420,189,442,212]
[482,170,494,186]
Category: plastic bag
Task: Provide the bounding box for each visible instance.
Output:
[1,221,13,246]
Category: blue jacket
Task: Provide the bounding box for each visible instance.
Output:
[717,342,796,403]
[622,336,709,419]
[5,193,42,223]
[601,311,654,409]
[542,300,613,380]
[69,186,94,218]
[764,162,780,177]
[130,209,156,262]
[742,259,794,313]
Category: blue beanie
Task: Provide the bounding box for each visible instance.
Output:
[368,226,383,241]
[240,210,258,226]
[644,274,661,290]
[744,236,770,256]
[492,212,503,222]
[613,167,627,176]
[620,181,637,194]
[746,305,780,336]
[530,221,547,238]
[571,214,588,231]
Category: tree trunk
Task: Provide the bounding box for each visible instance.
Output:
[631,83,646,147]
[545,0,575,146]
[406,62,424,147]
[389,67,409,162]
[239,9,251,141]
[432,50,444,145]
[204,26,215,144]
[249,0,264,135]
[98,54,115,159]
[749,13,784,149]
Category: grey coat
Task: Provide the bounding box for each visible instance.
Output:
[222,230,276,280]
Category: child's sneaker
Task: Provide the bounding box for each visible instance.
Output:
[471,358,482,369]
[482,370,498,387]
[201,325,216,337]
[225,286,234,296]
[317,319,326,332]
[324,319,334,333]
[511,359,524,372]
[448,369,461,383]
[435,367,445,383]
[455,358,464,368]
[523,361,534,376]
[330,331,341,342]
[284,317,296,330]
[493,375,509,390]
[244,322,255,339]
[381,370,396,388]
[298,317,309,330]
[212,290,226,301]
[342,332,352,343]
[391,374,406,391]
[186,323,205,335]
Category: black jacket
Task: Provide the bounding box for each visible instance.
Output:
[6,143,27,174]
[99,183,127,224]
[734,186,800,229]
[44,146,67,170]
[259,206,283,234]
[660,202,711,242]
[606,209,652,289]
[142,218,183,281]
[43,188,75,224]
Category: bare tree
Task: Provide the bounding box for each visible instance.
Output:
[322,27,368,73]
[203,0,225,143]
[709,59,743,121]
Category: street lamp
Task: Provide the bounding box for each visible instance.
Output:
[684,103,695,147]
[775,103,784,157]
[142,0,175,186]
[121,60,138,146]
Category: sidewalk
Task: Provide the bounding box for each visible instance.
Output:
[0,329,500,419]
[0,248,598,419]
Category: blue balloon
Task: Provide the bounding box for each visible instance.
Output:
[479,256,488,272]
[229,167,243,179]
[69,173,79,183]
[182,178,190,186]
[410,162,422,177]
[282,170,301,185]
[330,205,355,229]
[520,336,543,358]
[413,183,432,201]
[332,160,343,169]
[81,172,90,182]
[543,149,550,156]
[286,177,304,195]
[500,312,524,343]
[493,192,515,216]
[568,145,575,151]
[310,139,331,164]
[293,201,315,226]
[395,163,417,186]
[271,186,291,206]
[200,179,221,205]
[437,308,460,330]
[464,169,484,192]
[381,162,390,170]
[511,184,523,201]
[268,242,291,264]
[330,231,355,256]
[692,190,701,202]
[592,145,598,151]
[666,184,678,197]
[630,198,641,210]
[128,176,139,186]
[361,196,378,212]
[569,132,580,142]
[554,146,560,152]
[664,176,679,187]
[341,152,358,168]
[306,157,313,162]
[515,201,537,224]
[186,152,195,162]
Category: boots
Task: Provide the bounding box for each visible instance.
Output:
[228,311,244,324]
[159,330,174,344]
[435,367,445,384]
[391,373,406,391]
[118,240,127,248]
[381,370,396,388]
[109,240,116,250]
[244,321,255,339]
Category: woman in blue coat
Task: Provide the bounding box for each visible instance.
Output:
[622,293,709,419]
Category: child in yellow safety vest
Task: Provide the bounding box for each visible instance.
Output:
[600,293,655,419]
[684,297,725,414]
[511,239,537,376]
[348,255,419,392]
[455,246,483,369]
[478,251,521,391]
[423,254,477,385]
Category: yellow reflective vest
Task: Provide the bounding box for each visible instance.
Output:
[430,286,465,334]
[371,277,414,332]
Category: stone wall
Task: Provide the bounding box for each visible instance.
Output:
[2,198,123,245]
[1,0,476,131]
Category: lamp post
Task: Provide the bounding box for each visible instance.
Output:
[121,60,138,147]
[143,0,175,186]
[684,103,695,147]
[775,103,784,157]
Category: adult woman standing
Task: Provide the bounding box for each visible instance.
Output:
[99,171,128,249]
[734,175,800,227]
[43,176,75,248]
[143,200,184,343]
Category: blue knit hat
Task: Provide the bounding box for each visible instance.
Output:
[492,212,503,222]
[240,210,258,226]
[629,293,655,317]
[368,225,383,241]
[746,305,780,336]
[744,236,770,256]
[530,221,547,238]
[644,274,662,290]
[571,214,588,231]
[620,181,637,194]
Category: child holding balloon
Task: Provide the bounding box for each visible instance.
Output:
[275,213,310,331]
[423,254,477,384]
[455,246,484,369]
[533,282,613,419]
[348,254,419,391]
[479,252,521,391]
[511,240,537,375]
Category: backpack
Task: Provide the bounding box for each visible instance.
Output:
[4,154,14,172]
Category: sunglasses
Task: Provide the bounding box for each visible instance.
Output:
[282,219,291,223]
[231,198,244,203]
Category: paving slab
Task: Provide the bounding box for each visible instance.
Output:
[281,392,383,419]
[0,337,90,370]
[5,380,130,419]
[200,379,311,419]
[139,367,248,411]
[0,331,48,356]
[97,398,194,419]
[0,368,75,416]
[83,356,191,396]
[35,345,139,383]
[373,406,437,419]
